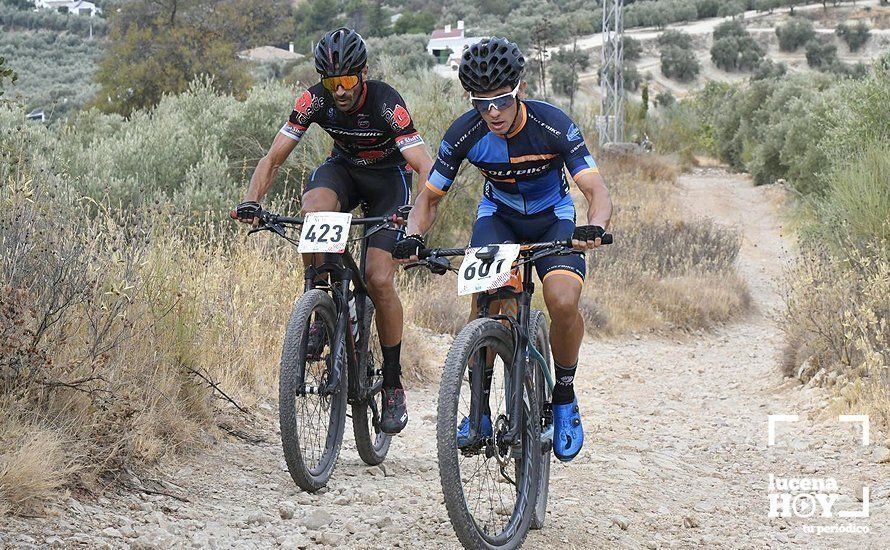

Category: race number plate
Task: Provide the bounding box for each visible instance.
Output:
[457,244,521,296]
[297,212,352,253]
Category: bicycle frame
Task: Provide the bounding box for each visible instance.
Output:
[472,257,539,449]
[299,233,381,403]
[244,210,393,404]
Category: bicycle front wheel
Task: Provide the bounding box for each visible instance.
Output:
[352,297,392,465]
[528,309,552,530]
[279,289,347,492]
[437,318,540,550]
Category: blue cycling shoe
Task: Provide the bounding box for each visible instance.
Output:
[456,414,492,447]
[552,398,583,462]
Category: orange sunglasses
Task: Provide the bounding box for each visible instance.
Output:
[321,74,361,92]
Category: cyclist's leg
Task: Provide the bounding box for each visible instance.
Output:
[354,164,412,434]
[354,164,410,374]
[534,216,586,461]
[301,158,358,272]
[533,217,586,380]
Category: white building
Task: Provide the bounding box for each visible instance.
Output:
[427,21,485,64]
[34,0,101,17]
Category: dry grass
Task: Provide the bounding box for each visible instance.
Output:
[1,145,304,509]
[783,241,890,428]
[0,413,76,515]
[598,151,679,186]
[400,275,471,336]
[575,153,749,335]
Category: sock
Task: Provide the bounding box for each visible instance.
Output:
[552,360,577,405]
[382,343,402,389]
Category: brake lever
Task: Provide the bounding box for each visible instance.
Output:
[267,223,287,238]
[428,256,453,275]
[247,226,270,236]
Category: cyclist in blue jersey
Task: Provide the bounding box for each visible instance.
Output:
[394,37,612,462]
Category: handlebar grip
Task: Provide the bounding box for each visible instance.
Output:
[601,233,613,245]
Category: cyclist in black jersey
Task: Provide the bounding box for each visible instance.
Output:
[235,28,434,435]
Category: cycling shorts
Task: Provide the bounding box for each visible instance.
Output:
[305,157,412,252]
[469,209,585,285]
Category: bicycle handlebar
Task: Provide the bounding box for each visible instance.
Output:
[229,209,395,227]
[418,233,613,259]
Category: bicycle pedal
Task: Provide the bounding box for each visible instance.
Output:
[541,425,554,453]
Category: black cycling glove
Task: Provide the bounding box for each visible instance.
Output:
[572,225,606,243]
[235,201,262,221]
[393,234,425,260]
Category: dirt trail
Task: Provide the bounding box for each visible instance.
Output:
[3,170,888,549]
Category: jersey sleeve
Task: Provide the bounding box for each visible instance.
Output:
[551,110,599,182]
[379,86,425,153]
[425,113,477,196]
[279,85,324,143]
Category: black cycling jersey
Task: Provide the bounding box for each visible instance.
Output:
[280,80,425,168]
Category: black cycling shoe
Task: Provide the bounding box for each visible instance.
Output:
[380,388,408,434]
[305,320,327,360]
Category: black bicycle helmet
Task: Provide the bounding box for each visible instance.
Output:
[314,27,367,76]
[459,37,525,93]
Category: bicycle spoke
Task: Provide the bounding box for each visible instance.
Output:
[292,312,336,475]
[456,345,520,538]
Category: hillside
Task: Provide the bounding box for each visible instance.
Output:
[572,0,889,101]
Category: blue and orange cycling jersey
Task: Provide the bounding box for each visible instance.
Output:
[425,100,599,219]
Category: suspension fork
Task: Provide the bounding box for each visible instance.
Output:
[504,289,533,446]
[322,255,354,396]
[467,295,492,444]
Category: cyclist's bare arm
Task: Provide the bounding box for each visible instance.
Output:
[243,132,299,203]
[399,184,444,262]
[573,170,613,250]
[400,144,435,194]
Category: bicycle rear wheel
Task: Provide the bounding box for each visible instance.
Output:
[279,289,347,492]
[437,318,540,550]
[352,297,392,465]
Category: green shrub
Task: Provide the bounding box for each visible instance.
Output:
[0,4,107,37]
[367,34,435,72]
[775,18,815,52]
[711,21,765,72]
[622,36,643,62]
[805,37,838,69]
[658,31,699,82]
[836,21,871,52]
[694,0,722,17]
[813,144,890,249]
[657,29,693,49]
[655,90,676,108]
[717,0,745,18]
[623,63,642,92]
[751,59,787,80]
[0,30,100,116]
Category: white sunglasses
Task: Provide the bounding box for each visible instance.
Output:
[469,82,521,112]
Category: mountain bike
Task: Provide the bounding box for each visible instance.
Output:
[236,207,404,491]
[409,233,611,549]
